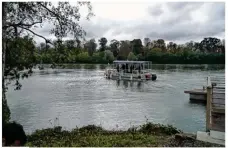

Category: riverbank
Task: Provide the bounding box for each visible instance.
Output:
[26,123,223,147]
[38,51,225,65]
[38,63,225,71]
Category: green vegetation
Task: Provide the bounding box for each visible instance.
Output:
[26,123,223,147]
[26,123,180,147]
[35,37,225,64]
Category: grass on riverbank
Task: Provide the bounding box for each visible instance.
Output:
[25,122,223,147]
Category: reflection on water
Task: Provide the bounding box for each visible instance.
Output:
[99,64,107,70]
[115,80,146,91]
[83,64,97,69]
[7,64,225,134]
[36,64,225,71]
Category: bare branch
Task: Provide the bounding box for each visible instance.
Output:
[19,21,43,27]
[38,3,63,36]
[4,19,42,29]
[38,3,58,17]
[18,26,53,45]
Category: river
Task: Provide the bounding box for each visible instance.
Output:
[6,64,225,134]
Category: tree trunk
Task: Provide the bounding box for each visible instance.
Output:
[2,2,6,77]
[2,2,11,123]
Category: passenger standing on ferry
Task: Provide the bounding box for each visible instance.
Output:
[122,64,125,71]
[117,64,119,72]
[130,65,133,73]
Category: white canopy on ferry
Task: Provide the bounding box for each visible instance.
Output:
[113,60,150,64]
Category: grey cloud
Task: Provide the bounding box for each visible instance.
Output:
[146,21,224,41]
[81,22,109,39]
[32,19,111,44]
[110,2,224,42]
[162,12,192,26]
[34,2,224,44]
[145,2,205,30]
[147,4,163,16]
[32,22,53,37]
[167,2,190,10]
[81,18,121,39]
[207,2,225,21]
[167,2,204,11]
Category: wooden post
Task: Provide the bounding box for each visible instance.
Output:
[206,86,212,132]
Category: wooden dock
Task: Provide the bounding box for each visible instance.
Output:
[184,89,207,102]
[196,76,225,145]
[207,76,225,132]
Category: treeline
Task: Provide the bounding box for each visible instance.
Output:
[7,36,225,66]
[37,37,225,64]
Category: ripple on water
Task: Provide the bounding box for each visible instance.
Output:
[6,65,225,134]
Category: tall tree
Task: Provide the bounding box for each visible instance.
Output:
[110,39,120,57]
[2,2,94,123]
[193,42,201,52]
[185,41,195,51]
[150,40,157,49]
[118,40,131,59]
[167,42,177,52]
[84,39,97,56]
[130,39,143,55]
[221,39,225,53]
[40,42,50,53]
[65,40,76,50]
[104,50,114,63]
[127,52,137,61]
[200,37,221,53]
[155,39,166,52]
[76,39,81,48]
[98,37,108,51]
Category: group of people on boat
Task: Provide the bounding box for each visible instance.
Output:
[105,61,157,81]
[116,63,143,73]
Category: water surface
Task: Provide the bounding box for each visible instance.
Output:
[6,64,225,134]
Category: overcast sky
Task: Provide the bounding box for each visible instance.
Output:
[34,1,225,45]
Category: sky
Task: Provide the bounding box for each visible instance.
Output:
[33,1,225,45]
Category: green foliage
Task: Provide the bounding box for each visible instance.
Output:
[151,47,162,53]
[200,37,222,53]
[104,50,115,63]
[138,122,181,135]
[77,52,91,63]
[99,37,108,52]
[84,39,97,56]
[4,36,35,92]
[34,45,225,64]
[131,39,143,55]
[5,36,36,74]
[110,39,120,57]
[145,50,225,64]
[127,52,137,61]
[26,123,181,147]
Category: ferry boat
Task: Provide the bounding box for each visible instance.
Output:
[104,60,157,81]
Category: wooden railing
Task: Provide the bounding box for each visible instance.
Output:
[206,76,225,132]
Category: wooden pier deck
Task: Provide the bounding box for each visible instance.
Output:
[208,77,225,132]
[196,76,225,145]
[184,89,207,102]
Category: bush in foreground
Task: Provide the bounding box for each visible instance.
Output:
[26,122,224,147]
